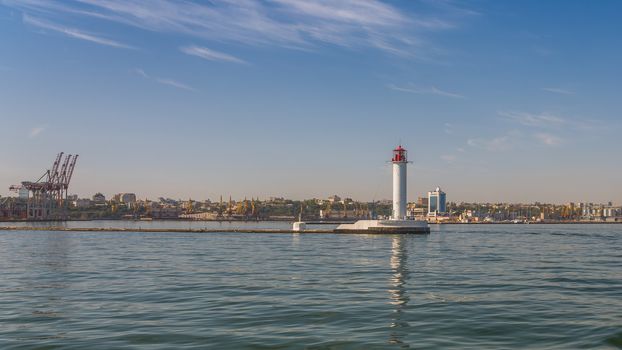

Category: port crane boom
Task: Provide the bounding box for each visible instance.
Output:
[8,152,79,220]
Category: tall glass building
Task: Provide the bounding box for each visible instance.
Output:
[428,187,447,215]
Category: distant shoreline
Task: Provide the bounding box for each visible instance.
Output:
[1,223,621,235]
[0,219,620,225]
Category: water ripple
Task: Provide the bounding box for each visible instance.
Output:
[0,224,621,349]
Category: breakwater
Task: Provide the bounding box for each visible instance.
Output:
[0,226,334,234]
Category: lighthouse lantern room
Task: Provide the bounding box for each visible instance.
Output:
[392,145,407,163]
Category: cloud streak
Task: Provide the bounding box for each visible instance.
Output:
[5,0,470,56]
[541,87,574,95]
[500,111,605,132]
[440,154,456,162]
[154,78,195,91]
[29,126,45,138]
[180,46,246,64]
[500,111,565,128]
[23,14,133,49]
[134,69,195,92]
[388,83,465,99]
[467,135,512,152]
[534,132,562,146]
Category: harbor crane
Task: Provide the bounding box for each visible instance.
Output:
[9,152,79,220]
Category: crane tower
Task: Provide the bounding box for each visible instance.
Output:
[9,152,79,220]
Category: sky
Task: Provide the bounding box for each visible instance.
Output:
[1,0,621,204]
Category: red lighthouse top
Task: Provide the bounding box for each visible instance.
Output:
[392,145,408,163]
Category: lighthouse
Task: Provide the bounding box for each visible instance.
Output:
[392,145,408,220]
[335,144,429,234]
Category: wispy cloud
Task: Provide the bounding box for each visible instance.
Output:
[541,87,574,95]
[5,0,471,56]
[29,126,44,138]
[180,46,246,64]
[388,83,465,99]
[154,78,195,91]
[23,14,133,49]
[134,68,149,79]
[134,69,195,92]
[500,111,604,132]
[534,133,562,146]
[466,130,566,152]
[466,111,612,154]
[500,111,565,128]
[440,154,456,162]
[272,0,406,26]
[467,135,513,152]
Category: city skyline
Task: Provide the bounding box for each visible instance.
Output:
[1,1,621,203]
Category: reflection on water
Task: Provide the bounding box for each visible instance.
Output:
[27,233,72,341]
[41,231,71,272]
[388,235,410,347]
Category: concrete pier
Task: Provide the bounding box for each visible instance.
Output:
[0,226,426,234]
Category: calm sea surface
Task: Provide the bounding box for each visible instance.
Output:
[0,224,621,349]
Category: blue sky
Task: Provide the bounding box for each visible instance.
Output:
[1,0,621,203]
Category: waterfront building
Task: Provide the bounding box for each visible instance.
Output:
[407,206,427,218]
[150,206,181,219]
[112,193,137,204]
[603,207,621,218]
[328,195,341,204]
[92,193,106,205]
[121,193,136,204]
[428,187,447,215]
[74,198,92,209]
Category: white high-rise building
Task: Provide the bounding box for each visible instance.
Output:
[428,187,447,215]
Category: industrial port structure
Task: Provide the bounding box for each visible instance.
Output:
[8,152,78,220]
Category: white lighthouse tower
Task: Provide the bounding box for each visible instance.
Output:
[335,145,429,234]
[392,145,408,220]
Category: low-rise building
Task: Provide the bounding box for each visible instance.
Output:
[603,207,621,218]
[121,193,136,204]
[74,198,92,208]
[150,206,181,219]
[92,193,106,205]
[328,195,341,203]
